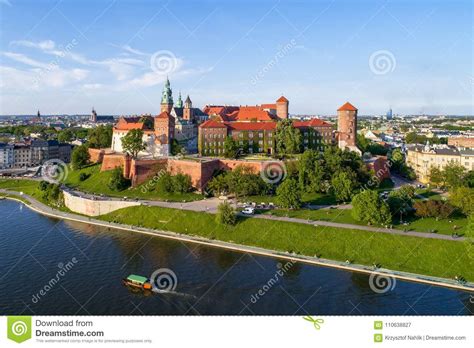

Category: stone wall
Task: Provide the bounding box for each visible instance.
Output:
[130,158,168,186]
[63,190,140,216]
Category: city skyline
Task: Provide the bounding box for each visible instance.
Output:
[0,0,472,116]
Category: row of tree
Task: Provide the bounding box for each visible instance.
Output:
[429,162,474,189]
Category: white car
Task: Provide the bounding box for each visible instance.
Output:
[241,207,255,215]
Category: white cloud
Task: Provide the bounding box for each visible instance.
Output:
[1,51,49,68]
[11,39,56,51]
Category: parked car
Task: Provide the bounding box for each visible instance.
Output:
[241,207,255,215]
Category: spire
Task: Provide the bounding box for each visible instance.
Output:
[37,110,40,117]
[175,91,183,108]
[184,95,192,108]
[161,77,173,105]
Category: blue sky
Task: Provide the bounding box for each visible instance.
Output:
[0,0,472,115]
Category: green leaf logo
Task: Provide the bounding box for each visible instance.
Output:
[7,316,32,343]
[303,315,324,330]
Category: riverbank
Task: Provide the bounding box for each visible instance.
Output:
[1,190,473,293]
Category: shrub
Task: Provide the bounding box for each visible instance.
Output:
[79,172,90,182]
[157,172,193,194]
[414,200,456,219]
[108,167,131,191]
[172,173,193,193]
[216,201,236,226]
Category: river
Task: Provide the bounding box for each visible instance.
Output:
[0,200,472,315]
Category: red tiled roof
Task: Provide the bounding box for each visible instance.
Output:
[199,119,227,129]
[293,118,332,128]
[202,105,240,117]
[276,96,288,102]
[337,102,357,111]
[114,117,147,130]
[234,106,277,121]
[156,111,172,119]
[260,103,276,109]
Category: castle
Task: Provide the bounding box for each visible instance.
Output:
[111,78,360,159]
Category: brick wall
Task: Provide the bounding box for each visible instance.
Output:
[88,148,105,163]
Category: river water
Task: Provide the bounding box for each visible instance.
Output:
[0,200,472,315]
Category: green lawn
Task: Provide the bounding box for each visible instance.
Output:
[264,207,468,236]
[98,205,474,281]
[241,192,337,206]
[62,164,204,202]
[0,179,73,212]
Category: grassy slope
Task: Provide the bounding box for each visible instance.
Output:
[63,164,204,202]
[99,205,474,281]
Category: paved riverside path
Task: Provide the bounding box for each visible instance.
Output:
[0,189,466,243]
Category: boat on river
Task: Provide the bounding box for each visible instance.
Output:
[122,274,152,290]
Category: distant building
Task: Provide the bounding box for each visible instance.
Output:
[406,143,474,183]
[30,139,72,165]
[13,144,31,168]
[448,136,474,148]
[0,143,14,169]
[89,108,114,123]
[386,108,393,120]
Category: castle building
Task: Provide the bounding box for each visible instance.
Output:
[111,113,175,158]
[337,102,361,154]
[111,78,205,157]
[198,96,333,156]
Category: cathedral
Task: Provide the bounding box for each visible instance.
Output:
[111,78,207,158]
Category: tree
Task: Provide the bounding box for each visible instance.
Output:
[58,129,73,143]
[429,166,444,187]
[298,149,326,193]
[331,170,357,202]
[121,129,146,158]
[466,171,474,188]
[71,145,90,170]
[444,162,466,189]
[227,165,269,198]
[170,139,184,156]
[387,185,415,220]
[275,119,301,155]
[223,136,240,159]
[215,201,237,226]
[108,167,130,191]
[414,200,455,219]
[207,173,230,196]
[276,178,302,209]
[449,187,474,215]
[88,125,112,149]
[351,190,392,225]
